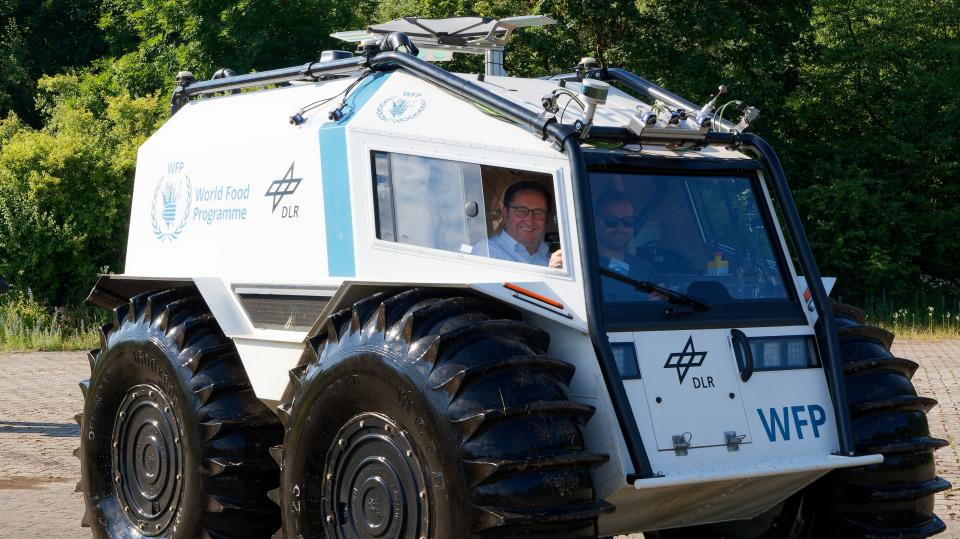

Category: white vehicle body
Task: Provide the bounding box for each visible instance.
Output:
[99,62,883,535]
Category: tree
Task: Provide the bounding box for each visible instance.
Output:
[0,79,163,304]
[0,0,957,308]
[0,0,105,125]
[782,0,960,302]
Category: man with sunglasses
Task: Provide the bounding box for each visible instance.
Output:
[595,191,658,299]
[480,180,563,268]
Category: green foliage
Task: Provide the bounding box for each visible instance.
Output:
[0,290,103,351]
[96,0,371,91]
[0,0,957,315]
[0,77,164,304]
[783,0,960,301]
[1,289,51,329]
[0,0,105,125]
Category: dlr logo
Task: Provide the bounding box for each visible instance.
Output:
[756,404,827,442]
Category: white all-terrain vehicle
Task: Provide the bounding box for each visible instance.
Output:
[77,16,949,539]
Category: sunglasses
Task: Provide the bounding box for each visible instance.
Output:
[507,205,548,221]
[602,215,635,228]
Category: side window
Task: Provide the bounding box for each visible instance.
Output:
[372,151,561,268]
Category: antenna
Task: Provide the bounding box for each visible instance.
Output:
[696,85,727,129]
[331,16,556,76]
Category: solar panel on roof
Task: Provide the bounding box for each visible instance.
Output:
[367,17,497,39]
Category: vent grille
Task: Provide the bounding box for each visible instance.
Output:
[236,293,330,331]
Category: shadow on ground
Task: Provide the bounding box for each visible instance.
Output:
[0,421,79,437]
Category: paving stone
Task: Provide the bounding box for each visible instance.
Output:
[0,344,956,538]
[0,352,87,538]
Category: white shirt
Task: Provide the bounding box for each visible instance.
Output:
[476,231,550,266]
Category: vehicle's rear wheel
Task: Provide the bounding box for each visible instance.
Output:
[76,288,283,537]
[271,289,613,538]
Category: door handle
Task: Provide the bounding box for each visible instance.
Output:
[731,329,754,382]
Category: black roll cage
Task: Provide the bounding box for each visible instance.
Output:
[168,48,856,480]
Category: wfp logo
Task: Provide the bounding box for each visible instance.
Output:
[376,92,426,123]
[150,170,192,241]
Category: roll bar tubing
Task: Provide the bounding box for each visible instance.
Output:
[169,52,855,476]
[552,68,742,133]
[170,55,368,114]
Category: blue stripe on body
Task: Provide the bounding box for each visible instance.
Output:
[319,72,391,277]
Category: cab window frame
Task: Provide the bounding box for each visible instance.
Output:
[366,146,572,276]
[583,153,806,330]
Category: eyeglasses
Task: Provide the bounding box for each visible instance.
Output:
[507,205,548,221]
[602,215,635,228]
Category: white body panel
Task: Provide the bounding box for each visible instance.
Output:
[122,67,872,534]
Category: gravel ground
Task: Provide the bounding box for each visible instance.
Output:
[0,343,957,537]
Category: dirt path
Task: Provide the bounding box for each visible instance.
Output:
[0,343,956,537]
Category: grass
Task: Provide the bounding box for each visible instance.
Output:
[862,295,960,341]
[0,291,104,352]
[2,291,959,352]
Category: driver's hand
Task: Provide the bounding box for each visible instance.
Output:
[649,283,669,301]
[549,249,563,269]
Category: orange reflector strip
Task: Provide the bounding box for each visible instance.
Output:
[503,283,564,310]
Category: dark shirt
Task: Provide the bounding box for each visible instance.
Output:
[599,253,656,302]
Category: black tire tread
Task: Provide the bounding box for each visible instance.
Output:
[279,288,607,537]
[433,354,576,397]
[842,476,951,503]
[857,437,949,456]
[79,288,282,538]
[843,356,919,377]
[831,300,867,325]
[850,395,938,416]
[451,400,597,444]
[841,515,946,539]
[838,324,895,349]
[463,452,609,487]
[826,302,950,537]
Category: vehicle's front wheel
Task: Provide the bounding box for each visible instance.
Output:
[272,289,612,538]
[818,301,950,537]
[76,289,283,537]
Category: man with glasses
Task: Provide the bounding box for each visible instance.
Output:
[595,190,658,299]
[479,180,563,268]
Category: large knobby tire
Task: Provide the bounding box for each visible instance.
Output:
[650,302,950,539]
[271,289,612,538]
[817,301,950,537]
[76,288,283,538]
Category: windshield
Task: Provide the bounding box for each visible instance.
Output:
[589,172,792,309]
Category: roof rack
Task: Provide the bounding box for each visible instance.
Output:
[331,15,555,76]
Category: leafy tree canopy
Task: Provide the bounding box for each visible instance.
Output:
[0,0,957,308]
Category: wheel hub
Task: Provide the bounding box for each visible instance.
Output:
[322,413,428,539]
[112,383,183,536]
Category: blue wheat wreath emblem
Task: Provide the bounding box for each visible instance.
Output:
[151,175,192,241]
[376,92,427,123]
